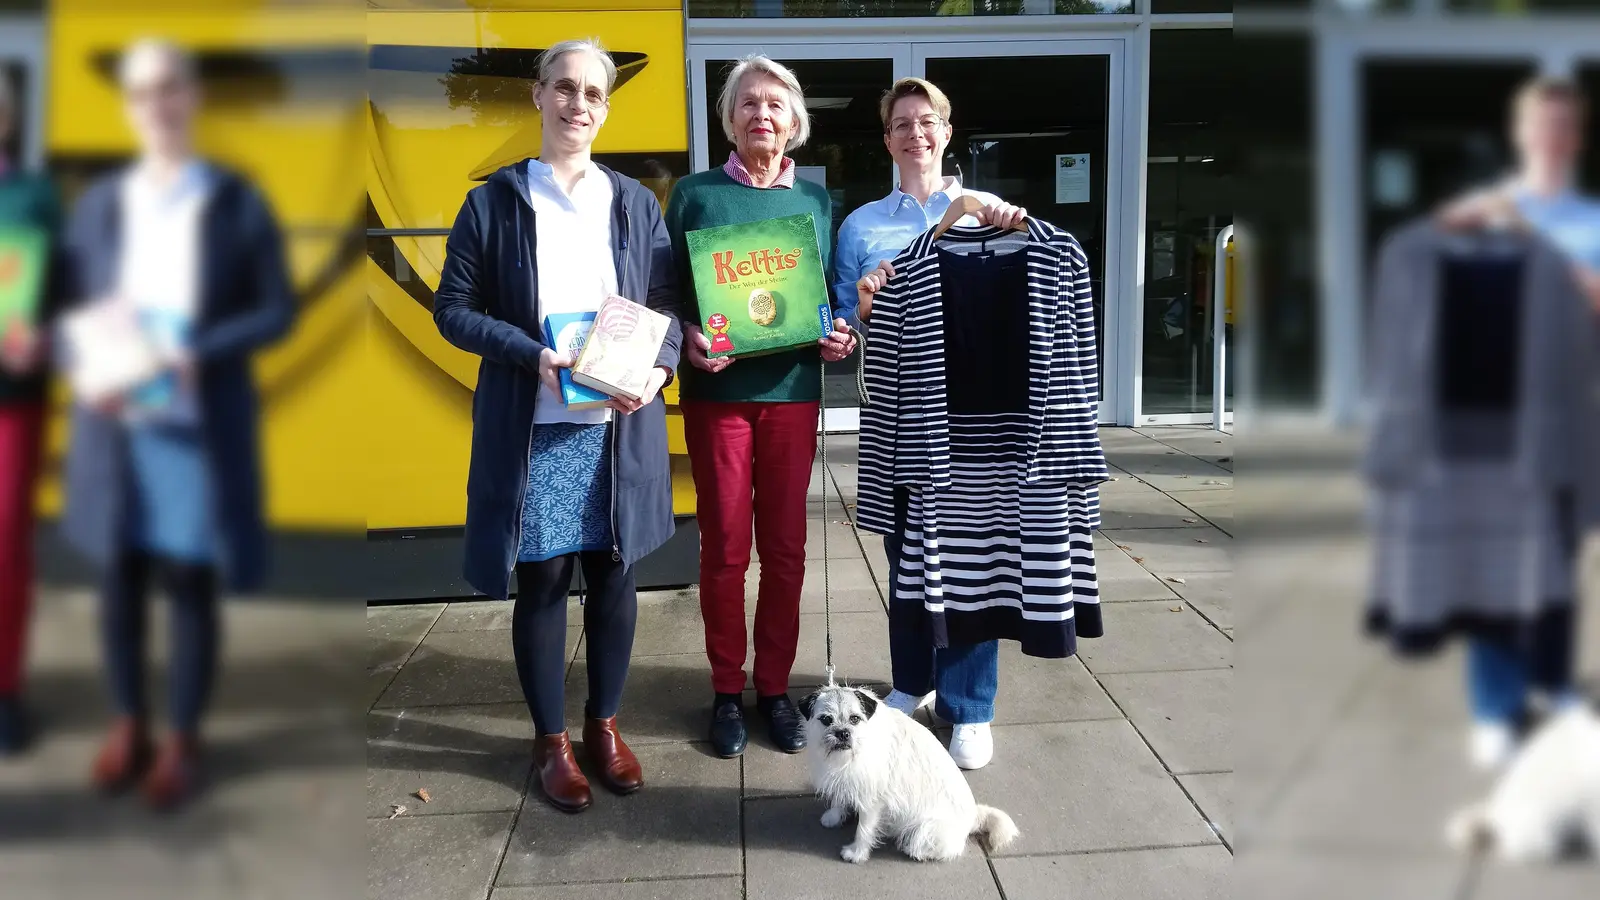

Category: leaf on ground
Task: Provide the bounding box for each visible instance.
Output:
[1116,544,1132,551]
[415,789,431,803]
[1170,606,1184,612]
[389,805,408,819]
[1182,518,1198,524]
[1203,480,1227,485]
[1177,474,1190,479]
[1166,576,1187,585]
[1195,539,1208,544]
[1132,556,1145,564]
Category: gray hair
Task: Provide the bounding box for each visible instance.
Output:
[718,54,810,152]
[117,38,198,90]
[536,38,617,93]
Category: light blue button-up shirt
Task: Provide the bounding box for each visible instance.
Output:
[832,177,1000,331]
[1515,188,1600,272]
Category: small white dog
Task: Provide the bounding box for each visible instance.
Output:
[799,684,1019,864]
[1446,703,1600,863]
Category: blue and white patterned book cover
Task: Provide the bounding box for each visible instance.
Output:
[542,312,610,410]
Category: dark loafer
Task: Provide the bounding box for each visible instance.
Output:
[710,700,747,759]
[760,695,806,754]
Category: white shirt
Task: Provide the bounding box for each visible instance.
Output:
[117,160,210,426]
[526,158,617,426]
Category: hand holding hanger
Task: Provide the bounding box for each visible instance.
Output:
[856,259,895,321]
[931,194,1029,240]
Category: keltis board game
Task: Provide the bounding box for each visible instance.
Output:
[571,294,671,403]
[684,213,832,359]
[0,226,48,332]
[542,311,610,410]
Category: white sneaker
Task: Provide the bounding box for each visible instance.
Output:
[949,723,994,770]
[882,690,934,718]
[1469,721,1517,772]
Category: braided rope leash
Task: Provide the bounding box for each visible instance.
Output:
[820,349,835,688]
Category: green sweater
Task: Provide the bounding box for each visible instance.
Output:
[665,167,832,403]
[0,170,62,407]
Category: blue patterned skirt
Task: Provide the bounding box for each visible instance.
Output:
[517,422,615,563]
[123,423,216,564]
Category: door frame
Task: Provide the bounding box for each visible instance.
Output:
[686,31,1133,424]
[0,14,47,170]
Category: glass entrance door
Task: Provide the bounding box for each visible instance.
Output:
[915,40,1124,422]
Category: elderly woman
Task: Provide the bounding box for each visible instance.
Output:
[665,54,857,759]
[833,77,1025,771]
[434,39,682,814]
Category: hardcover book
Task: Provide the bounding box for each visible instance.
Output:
[684,213,832,359]
[542,311,611,410]
[570,294,671,402]
[0,226,48,330]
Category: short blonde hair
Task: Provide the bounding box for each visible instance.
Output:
[1512,76,1588,125]
[879,77,952,130]
[117,38,198,90]
[718,54,810,151]
[536,37,618,94]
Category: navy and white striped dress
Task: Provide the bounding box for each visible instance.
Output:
[857,220,1109,658]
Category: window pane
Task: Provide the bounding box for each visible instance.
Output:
[1150,0,1232,12]
[688,0,1129,15]
[1141,28,1234,417]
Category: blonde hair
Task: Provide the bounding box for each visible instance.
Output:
[879,77,952,130]
[117,38,198,90]
[1512,76,1588,125]
[536,38,617,94]
[718,54,811,151]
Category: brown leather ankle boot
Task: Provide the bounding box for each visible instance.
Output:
[582,715,643,795]
[91,716,153,793]
[533,732,592,813]
[142,732,202,811]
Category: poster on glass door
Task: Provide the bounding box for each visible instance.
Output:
[1054,153,1091,205]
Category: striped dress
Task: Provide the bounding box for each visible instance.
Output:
[857,220,1110,658]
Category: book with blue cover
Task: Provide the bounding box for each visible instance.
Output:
[542,311,610,410]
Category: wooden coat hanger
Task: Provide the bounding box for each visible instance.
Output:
[930,194,1029,241]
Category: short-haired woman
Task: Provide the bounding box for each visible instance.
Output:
[664,54,857,760]
[435,38,684,813]
[833,77,1025,771]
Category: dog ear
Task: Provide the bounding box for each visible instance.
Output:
[851,688,879,719]
[798,688,822,721]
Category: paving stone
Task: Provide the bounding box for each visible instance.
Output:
[751,557,886,614]
[367,704,531,818]
[369,604,443,672]
[1099,669,1232,775]
[496,743,742,886]
[741,735,817,798]
[992,845,1232,900]
[961,720,1218,855]
[1094,534,1186,602]
[993,647,1122,726]
[375,627,580,708]
[742,796,1003,898]
[1167,489,1233,536]
[1239,850,1465,900]
[1179,772,1233,845]
[369,811,513,900]
[1077,602,1232,675]
[492,877,743,900]
[1102,447,1231,492]
[1099,527,1231,578]
[1162,572,1231,631]
[629,590,712,658]
[1097,488,1215,531]
[563,654,710,746]
[787,611,893,688]
[432,599,518,632]
[1472,864,1600,900]
[802,516,867,560]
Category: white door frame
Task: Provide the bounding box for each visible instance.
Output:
[0,14,47,170]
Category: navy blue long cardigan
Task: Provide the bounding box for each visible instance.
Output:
[434,162,685,601]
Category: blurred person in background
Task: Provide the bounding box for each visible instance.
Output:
[58,39,293,807]
[0,71,63,756]
[1369,77,1599,772]
[433,39,683,814]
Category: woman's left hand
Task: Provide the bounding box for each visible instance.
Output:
[819,318,857,363]
[607,366,671,415]
[977,202,1027,231]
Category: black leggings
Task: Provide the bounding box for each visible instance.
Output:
[513,552,637,737]
[101,551,219,734]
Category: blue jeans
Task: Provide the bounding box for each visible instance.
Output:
[1465,610,1579,725]
[884,527,999,725]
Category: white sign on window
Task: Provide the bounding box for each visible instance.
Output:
[1054,153,1091,205]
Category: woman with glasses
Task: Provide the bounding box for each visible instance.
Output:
[832,77,1026,771]
[434,38,683,813]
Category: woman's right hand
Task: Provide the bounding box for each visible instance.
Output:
[856,259,894,322]
[684,325,734,374]
[537,346,575,398]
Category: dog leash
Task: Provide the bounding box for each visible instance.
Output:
[820,348,836,688]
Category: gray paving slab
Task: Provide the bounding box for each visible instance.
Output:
[368,811,514,900]
[1179,772,1233,844]
[742,796,1003,898]
[993,646,1123,726]
[628,590,712,658]
[1167,489,1233,535]
[563,654,710,746]
[1239,850,1465,900]
[1094,534,1186,602]
[751,557,886,614]
[367,704,531,818]
[1099,669,1232,775]
[859,531,891,585]
[1472,863,1600,899]
[492,877,744,900]
[495,742,742,887]
[431,599,517,633]
[960,720,1219,855]
[1097,487,1216,531]
[1077,602,1232,675]
[1162,571,1231,631]
[992,845,1232,900]
[368,604,444,672]
[787,611,893,688]
[741,731,818,798]
[374,627,580,709]
[801,516,867,560]
[1099,526,1231,578]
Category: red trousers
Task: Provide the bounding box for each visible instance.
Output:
[0,402,43,696]
[683,400,819,697]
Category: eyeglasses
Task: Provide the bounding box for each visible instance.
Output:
[888,115,945,140]
[546,78,608,110]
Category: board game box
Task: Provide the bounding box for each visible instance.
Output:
[0,226,48,331]
[684,213,832,359]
